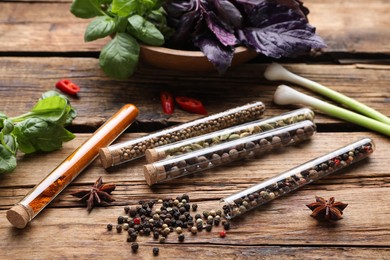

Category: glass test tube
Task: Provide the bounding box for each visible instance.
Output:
[143,120,316,185]
[99,101,266,168]
[220,138,375,219]
[145,108,315,163]
[6,104,139,229]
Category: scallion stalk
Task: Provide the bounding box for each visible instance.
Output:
[265,63,390,125]
[273,85,390,136]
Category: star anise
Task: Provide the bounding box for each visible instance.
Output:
[306,196,348,221]
[71,177,116,212]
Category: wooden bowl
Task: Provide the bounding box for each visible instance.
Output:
[139,45,257,72]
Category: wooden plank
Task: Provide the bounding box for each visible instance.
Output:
[0,132,389,248]
[0,212,390,259]
[0,1,389,53]
[0,57,389,128]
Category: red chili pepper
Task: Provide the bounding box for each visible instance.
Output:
[160,91,174,114]
[55,79,80,95]
[175,96,207,115]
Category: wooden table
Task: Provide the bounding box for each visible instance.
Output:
[1,0,389,259]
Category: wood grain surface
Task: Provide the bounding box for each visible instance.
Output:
[0,0,389,259]
[1,0,389,53]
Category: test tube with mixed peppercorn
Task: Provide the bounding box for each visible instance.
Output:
[145,108,315,163]
[143,120,316,185]
[220,138,375,219]
[99,101,266,168]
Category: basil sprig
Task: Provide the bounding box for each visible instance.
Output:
[71,0,172,79]
[0,91,76,174]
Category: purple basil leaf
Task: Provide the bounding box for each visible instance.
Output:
[241,20,326,58]
[168,10,199,48]
[213,0,243,28]
[163,0,196,18]
[274,0,309,19]
[194,32,234,73]
[205,11,237,46]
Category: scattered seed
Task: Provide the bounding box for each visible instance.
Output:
[131,242,139,253]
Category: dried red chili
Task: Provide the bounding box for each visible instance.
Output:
[175,96,207,115]
[160,91,174,114]
[55,79,80,95]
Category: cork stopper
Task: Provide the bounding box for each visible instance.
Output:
[6,204,31,229]
[143,164,158,185]
[99,147,114,169]
[145,149,165,163]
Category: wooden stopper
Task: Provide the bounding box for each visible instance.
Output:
[99,147,113,169]
[145,149,165,163]
[144,164,158,185]
[6,204,31,229]
[144,164,167,185]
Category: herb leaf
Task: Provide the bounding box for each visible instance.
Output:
[111,0,139,17]
[240,2,326,58]
[85,16,117,42]
[0,91,76,174]
[164,0,326,72]
[70,0,105,19]
[99,33,140,79]
[14,118,75,154]
[128,15,164,46]
[0,144,16,174]
[194,32,234,73]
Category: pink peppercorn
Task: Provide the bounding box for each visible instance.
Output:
[134,217,141,225]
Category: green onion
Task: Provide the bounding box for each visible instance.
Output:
[265,63,390,125]
[273,85,390,136]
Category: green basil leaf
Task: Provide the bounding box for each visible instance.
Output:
[0,112,7,120]
[0,144,17,174]
[30,96,68,123]
[3,134,18,154]
[128,15,164,46]
[99,33,140,79]
[40,91,77,126]
[111,0,139,17]
[70,0,105,19]
[14,118,75,154]
[1,119,13,135]
[85,16,116,42]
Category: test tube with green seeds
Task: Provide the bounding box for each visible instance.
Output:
[145,108,315,163]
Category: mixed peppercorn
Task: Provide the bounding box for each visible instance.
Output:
[106,194,229,256]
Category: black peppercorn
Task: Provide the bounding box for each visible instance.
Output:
[182,194,190,202]
[131,242,139,253]
[144,228,151,236]
[130,232,138,241]
[153,231,159,240]
[116,225,122,233]
[107,223,113,231]
[124,206,130,214]
[223,221,230,230]
[178,234,185,242]
[118,216,124,224]
[205,224,212,232]
[192,204,198,211]
[129,208,137,217]
[153,247,159,256]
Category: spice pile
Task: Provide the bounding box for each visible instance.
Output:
[106,194,230,255]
